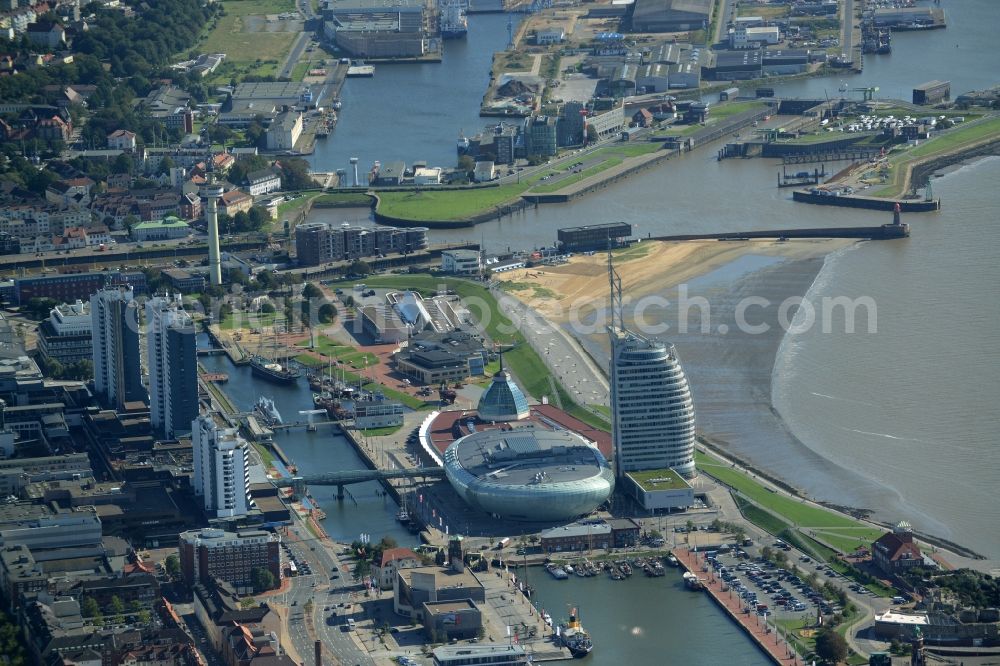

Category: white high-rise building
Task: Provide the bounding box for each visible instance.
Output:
[609,330,696,477]
[191,413,251,518]
[91,286,144,410]
[146,294,198,438]
[607,250,696,479]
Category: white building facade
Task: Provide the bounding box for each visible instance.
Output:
[191,413,252,518]
[610,330,696,477]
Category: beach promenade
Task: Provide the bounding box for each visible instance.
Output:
[673,548,802,666]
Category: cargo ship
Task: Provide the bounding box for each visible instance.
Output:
[439,0,468,39]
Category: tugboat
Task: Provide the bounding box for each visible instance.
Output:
[254,396,283,426]
[250,355,301,384]
[559,608,594,658]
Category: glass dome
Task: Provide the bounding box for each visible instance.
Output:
[477,369,530,422]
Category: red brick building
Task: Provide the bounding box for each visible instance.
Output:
[872,521,924,576]
[179,528,281,595]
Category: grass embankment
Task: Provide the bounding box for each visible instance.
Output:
[357,424,405,436]
[701,452,895,597]
[651,100,769,138]
[252,442,277,473]
[328,274,611,430]
[197,0,298,83]
[313,192,375,207]
[220,310,282,330]
[871,115,1000,198]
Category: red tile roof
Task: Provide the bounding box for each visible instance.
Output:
[378,547,420,567]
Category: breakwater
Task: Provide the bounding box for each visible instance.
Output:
[792,190,940,211]
[651,223,909,242]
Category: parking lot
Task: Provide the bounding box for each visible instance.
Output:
[704,541,851,623]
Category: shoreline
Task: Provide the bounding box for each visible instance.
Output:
[497,241,989,563]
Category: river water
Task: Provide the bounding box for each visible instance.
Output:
[307,0,1000,559]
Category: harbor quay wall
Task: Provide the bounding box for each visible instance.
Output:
[522,149,679,204]
[650,225,909,241]
[791,190,940,211]
[673,548,798,666]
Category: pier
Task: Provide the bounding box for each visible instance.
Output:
[673,548,799,665]
[778,166,826,188]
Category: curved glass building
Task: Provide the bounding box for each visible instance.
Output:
[443,428,615,522]
[611,330,696,477]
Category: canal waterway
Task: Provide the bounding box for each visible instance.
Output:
[196,338,417,548]
[306,0,1000,558]
[521,567,772,666]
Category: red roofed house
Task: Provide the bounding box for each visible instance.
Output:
[219,189,253,218]
[36,114,71,141]
[373,547,421,590]
[872,521,924,576]
[107,129,137,151]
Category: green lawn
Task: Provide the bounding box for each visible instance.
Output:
[528,158,623,193]
[296,335,379,368]
[196,0,297,79]
[289,61,309,81]
[810,527,886,554]
[357,424,405,436]
[220,310,282,330]
[872,115,1000,197]
[697,452,867,530]
[313,192,374,206]
[376,184,532,222]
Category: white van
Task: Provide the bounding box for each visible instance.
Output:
[347,618,357,630]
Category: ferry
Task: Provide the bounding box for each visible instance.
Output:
[254,396,283,426]
[559,608,594,658]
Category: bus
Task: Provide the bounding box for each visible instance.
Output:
[286,561,298,577]
[496,537,511,550]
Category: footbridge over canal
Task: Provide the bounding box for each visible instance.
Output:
[272,468,446,499]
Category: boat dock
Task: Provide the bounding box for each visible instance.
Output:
[673,548,800,666]
[346,65,375,77]
[204,324,249,365]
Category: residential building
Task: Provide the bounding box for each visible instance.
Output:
[191,413,251,518]
[440,249,481,275]
[872,522,924,576]
[91,286,144,410]
[179,192,202,220]
[219,190,253,218]
[294,222,428,266]
[265,111,302,151]
[26,21,65,49]
[106,129,136,151]
[36,299,92,366]
[244,168,282,196]
[473,161,495,182]
[179,528,280,594]
[12,270,146,305]
[373,547,421,590]
[146,294,197,439]
[131,216,191,242]
[45,177,95,207]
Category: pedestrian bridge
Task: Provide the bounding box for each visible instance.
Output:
[272,468,445,498]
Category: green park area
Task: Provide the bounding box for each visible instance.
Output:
[328,274,611,430]
[296,335,379,368]
[197,0,298,82]
[219,309,282,330]
[872,115,1000,198]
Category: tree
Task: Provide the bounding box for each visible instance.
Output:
[109,595,125,624]
[251,566,276,593]
[349,259,370,276]
[318,302,337,323]
[814,626,848,664]
[586,125,599,143]
[353,559,372,579]
[81,596,100,618]
[761,546,774,562]
[302,282,322,299]
[164,554,181,579]
[457,154,475,173]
